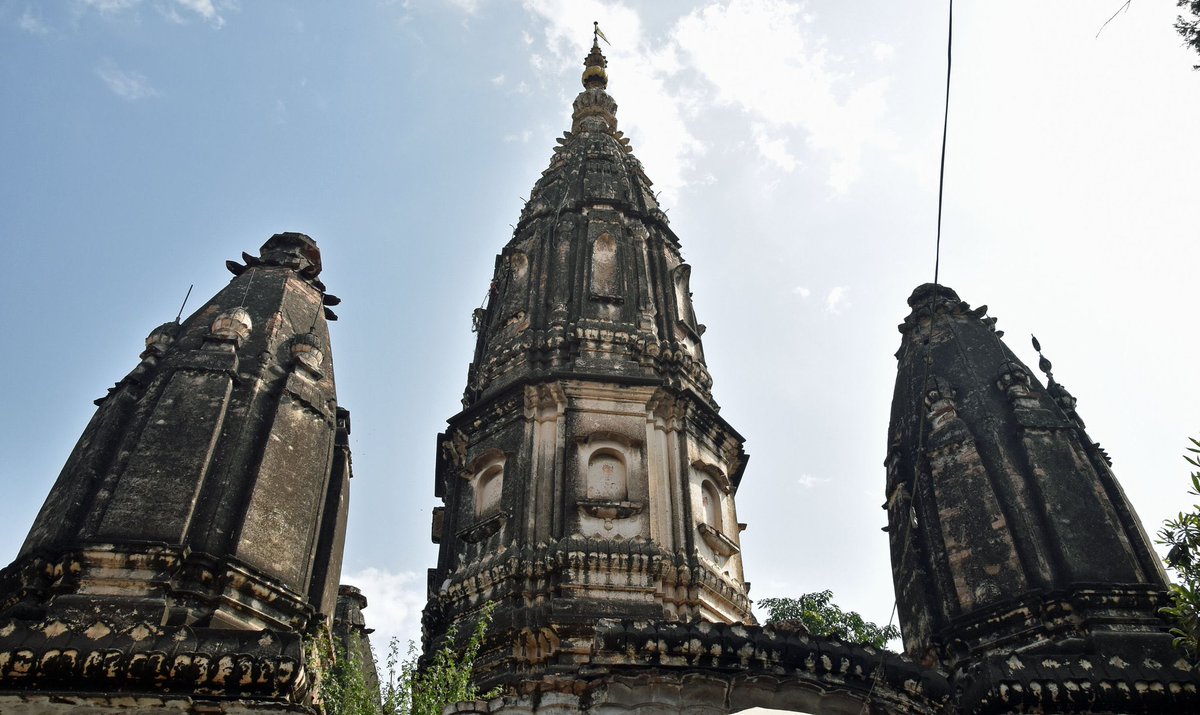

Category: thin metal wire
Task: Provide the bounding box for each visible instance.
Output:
[862,1,953,710]
[934,0,953,287]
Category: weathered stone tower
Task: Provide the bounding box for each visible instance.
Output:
[0,232,352,712]
[423,35,753,673]
[886,283,1200,713]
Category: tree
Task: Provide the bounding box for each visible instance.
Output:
[320,601,500,715]
[757,590,900,649]
[1179,1,1200,69]
[1157,437,1200,657]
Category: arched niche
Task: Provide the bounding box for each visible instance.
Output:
[694,462,740,558]
[472,451,506,517]
[574,433,644,525]
[589,233,623,301]
[700,479,723,532]
[586,448,627,501]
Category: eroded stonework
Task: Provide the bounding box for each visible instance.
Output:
[423,38,755,690]
[0,233,354,712]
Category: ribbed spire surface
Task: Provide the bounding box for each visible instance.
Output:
[463,37,713,409]
[425,33,753,688]
[885,284,1174,689]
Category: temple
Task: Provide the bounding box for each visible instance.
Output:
[0,27,1196,715]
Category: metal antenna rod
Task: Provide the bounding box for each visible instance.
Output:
[174,284,194,324]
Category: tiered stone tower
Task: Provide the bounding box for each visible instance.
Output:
[0,232,353,712]
[886,283,1200,713]
[423,34,753,674]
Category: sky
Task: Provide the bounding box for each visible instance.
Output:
[2,0,1199,653]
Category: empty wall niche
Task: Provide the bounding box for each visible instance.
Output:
[590,232,621,301]
[586,448,627,501]
[700,479,722,532]
[474,454,505,517]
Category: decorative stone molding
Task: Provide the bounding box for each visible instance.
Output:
[208,307,253,345]
[696,523,739,557]
[0,617,307,702]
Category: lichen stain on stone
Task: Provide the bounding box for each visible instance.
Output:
[84,623,111,640]
[41,621,69,639]
[12,650,34,675]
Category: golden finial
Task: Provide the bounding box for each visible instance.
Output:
[582,21,609,90]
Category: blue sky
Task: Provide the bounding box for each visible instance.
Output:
[3,0,1199,650]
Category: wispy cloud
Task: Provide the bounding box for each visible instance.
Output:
[792,285,811,298]
[520,0,892,200]
[163,0,225,28]
[18,7,51,35]
[445,0,481,14]
[490,73,506,85]
[523,0,705,205]
[79,0,141,13]
[674,0,893,193]
[825,285,849,314]
[95,60,159,100]
[341,567,426,651]
[79,0,228,27]
[753,123,798,173]
[797,473,830,489]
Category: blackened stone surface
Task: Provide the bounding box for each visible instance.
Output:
[885,283,1198,712]
[424,41,753,687]
[0,233,353,712]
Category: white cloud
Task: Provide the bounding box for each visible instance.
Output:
[445,0,480,14]
[341,567,426,651]
[18,7,51,34]
[753,123,798,173]
[873,41,895,61]
[173,0,222,26]
[79,0,141,13]
[504,130,532,143]
[490,73,506,85]
[518,0,894,199]
[674,0,893,193]
[825,285,849,314]
[522,0,704,205]
[797,473,829,489]
[792,285,811,298]
[95,60,159,100]
[79,0,227,27]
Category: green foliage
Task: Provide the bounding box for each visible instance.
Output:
[319,601,501,715]
[1179,1,1200,69]
[758,590,900,649]
[322,638,378,715]
[1157,437,1200,657]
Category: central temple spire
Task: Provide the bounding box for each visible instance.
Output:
[423,30,753,687]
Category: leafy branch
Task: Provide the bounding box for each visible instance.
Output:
[758,590,899,649]
[1157,437,1200,656]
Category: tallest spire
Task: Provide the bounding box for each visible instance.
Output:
[582,21,609,89]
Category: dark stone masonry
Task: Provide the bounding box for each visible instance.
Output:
[0,31,1195,715]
